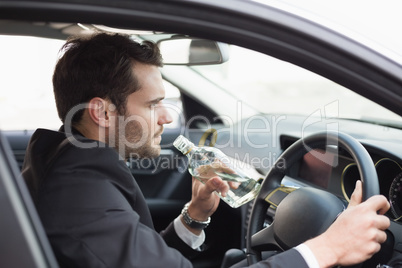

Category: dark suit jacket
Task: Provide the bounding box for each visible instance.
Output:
[22,128,309,268]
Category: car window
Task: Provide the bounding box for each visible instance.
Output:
[192,45,402,127]
[0,35,183,131]
[0,35,62,130]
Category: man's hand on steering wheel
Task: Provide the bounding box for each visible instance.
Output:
[305,180,390,268]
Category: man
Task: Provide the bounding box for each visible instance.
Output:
[22,33,390,268]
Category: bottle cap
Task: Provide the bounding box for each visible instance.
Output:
[173,135,194,155]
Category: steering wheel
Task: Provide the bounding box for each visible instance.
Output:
[246,131,380,265]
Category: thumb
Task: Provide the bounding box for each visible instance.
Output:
[348,180,363,207]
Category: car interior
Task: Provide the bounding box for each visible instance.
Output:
[1,1,402,268]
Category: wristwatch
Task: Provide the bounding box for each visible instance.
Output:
[181,202,210,229]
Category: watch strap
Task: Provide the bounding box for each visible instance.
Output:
[181,203,210,229]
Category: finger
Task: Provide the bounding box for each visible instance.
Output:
[215,179,230,197]
[376,197,391,215]
[374,214,390,230]
[349,180,362,207]
[192,176,206,185]
[228,181,240,189]
[364,195,390,215]
[211,160,235,174]
[374,229,388,244]
[203,177,228,194]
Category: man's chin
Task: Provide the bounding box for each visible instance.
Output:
[122,144,160,160]
[151,145,161,157]
[141,145,161,159]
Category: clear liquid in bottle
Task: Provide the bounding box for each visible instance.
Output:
[174,135,261,208]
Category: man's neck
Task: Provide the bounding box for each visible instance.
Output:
[73,122,104,143]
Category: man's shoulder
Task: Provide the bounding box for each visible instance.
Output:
[39,128,124,167]
[27,128,116,158]
[23,127,128,183]
[31,127,116,149]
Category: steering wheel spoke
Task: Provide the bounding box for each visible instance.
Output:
[250,224,280,251]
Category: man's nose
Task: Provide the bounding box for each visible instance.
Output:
[158,105,173,125]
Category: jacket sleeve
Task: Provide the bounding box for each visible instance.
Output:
[36,152,193,268]
[253,249,309,268]
[160,222,204,259]
[231,249,309,268]
[388,253,402,268]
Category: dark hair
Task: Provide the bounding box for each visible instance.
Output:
[53,32,163,124]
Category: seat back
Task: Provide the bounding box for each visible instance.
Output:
[0,130,58,268]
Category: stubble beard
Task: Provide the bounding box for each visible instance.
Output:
[110,116,162,160]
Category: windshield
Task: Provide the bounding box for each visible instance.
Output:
[192,45,402,127]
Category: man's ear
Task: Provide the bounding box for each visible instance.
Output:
[87,97,113,128]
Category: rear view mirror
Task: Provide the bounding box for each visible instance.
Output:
[158,37,229,65]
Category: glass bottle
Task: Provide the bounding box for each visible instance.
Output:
[173,135,261,208]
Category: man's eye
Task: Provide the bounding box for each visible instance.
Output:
[151,101,163,108]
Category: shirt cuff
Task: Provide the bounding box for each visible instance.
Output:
[295,244,320,268]
[173,216,205,250]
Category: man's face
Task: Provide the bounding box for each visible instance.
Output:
[110,63,172,159]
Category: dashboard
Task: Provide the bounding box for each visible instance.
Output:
[285,142,402,222]
[212,114,402,246]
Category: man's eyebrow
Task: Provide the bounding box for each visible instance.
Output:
[146,97,164,104]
